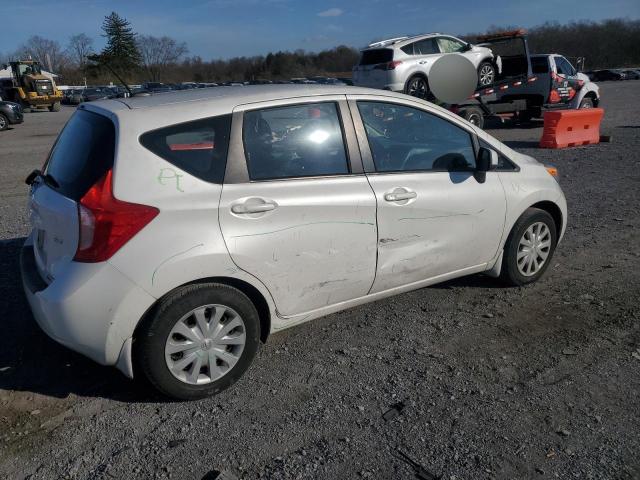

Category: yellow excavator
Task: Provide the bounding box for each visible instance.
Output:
[0,60,63,111]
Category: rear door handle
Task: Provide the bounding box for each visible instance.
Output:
[384,191,417,202]
[231,202,277,214]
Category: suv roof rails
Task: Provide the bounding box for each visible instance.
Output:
[367,33,441,49]
[367,37,409,48]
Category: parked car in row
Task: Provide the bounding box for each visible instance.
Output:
[591,69,626,81]
[0,100,23,130]
[353,33,497,97]
[22,84,566,400]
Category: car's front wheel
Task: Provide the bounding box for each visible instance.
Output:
[477,61,496,87]
[136,283,261,400]
[501,208,558,286]
[579,97,594,108]
[0,113,8,131]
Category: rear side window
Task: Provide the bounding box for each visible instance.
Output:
[360,49,393,65]
[44,109,115,200]
[140,115,231,184]
[243,102,349,181]
[531,57,549,74]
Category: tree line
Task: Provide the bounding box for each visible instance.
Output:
[1,14,638,86]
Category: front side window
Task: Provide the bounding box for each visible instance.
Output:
[357,101,476,173]
[243,102,349,181]
[140,115,232,184]
[437,37,466,53]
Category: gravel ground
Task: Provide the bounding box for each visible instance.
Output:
[0,82,639,480]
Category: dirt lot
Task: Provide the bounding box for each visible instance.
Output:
[1,82,639,480]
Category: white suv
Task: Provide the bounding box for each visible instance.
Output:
[21,85,566,400]
[353,33,497,98]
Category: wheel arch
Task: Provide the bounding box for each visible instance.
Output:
[404,72,429,92]
[133,276,272,345]
[530,200,563,241]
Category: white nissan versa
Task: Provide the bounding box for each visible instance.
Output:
[21,85,566,400]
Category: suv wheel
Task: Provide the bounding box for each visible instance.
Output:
[478,61,496,87]
[501,208,558,286]
[136,283,261,400]
[405,75,429,99]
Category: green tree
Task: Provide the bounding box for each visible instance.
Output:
[87,12,140,90]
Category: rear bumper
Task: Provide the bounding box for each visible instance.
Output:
[20,237,156,372]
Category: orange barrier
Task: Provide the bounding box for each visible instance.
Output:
[539,108,604,149]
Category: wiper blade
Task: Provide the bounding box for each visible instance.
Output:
[43,173,59,188]
[24,169,59,189]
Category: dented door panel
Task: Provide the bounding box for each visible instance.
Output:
[368,171,506,292]
[219,177,377,317]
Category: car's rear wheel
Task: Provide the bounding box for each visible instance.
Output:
[0,113,8,131]
[459,106,484,129]
[501,208,558,286]
[405,75,429,99]
[136,283,260,400]
[477,61,496,87]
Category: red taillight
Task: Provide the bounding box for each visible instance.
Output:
[374,60,402,71]
[74,170,159,263]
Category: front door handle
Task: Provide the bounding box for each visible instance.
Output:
[384,191,417,202]
[231,202,277,214]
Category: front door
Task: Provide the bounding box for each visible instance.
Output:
[219,99,378,317]
[350,98,506,293]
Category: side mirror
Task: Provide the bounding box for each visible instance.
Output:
[475,146,498,183]
[463,43,473,52]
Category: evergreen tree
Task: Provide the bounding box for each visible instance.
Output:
[86,12,140,90]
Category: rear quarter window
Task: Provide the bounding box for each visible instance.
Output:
[531,57,549,74]
[140,115,232,184]
[44,109,115,200]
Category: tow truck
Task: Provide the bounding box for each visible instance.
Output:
[450,30,600,129]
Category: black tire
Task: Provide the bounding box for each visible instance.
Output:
[48,102,60,112]
[477,61,496,87]
[579,97,594,109]
[405,75,429,100]
[0,113,8,131]
[135,283,261,400]
[460,106,484,129]
[500,208,558,286]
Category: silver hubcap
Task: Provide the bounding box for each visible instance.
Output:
[468,113,481,125]
[0,116,6,129]
[408,78,428,99]
[517,222,552,277]
[479,65,494,86]
[165,304,246,385]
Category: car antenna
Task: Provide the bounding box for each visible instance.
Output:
[99,63,133,97]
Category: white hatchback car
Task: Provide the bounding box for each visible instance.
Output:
[21,85,566,400]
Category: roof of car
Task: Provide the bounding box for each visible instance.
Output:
[362,33,451,50]
[93,84,381,111]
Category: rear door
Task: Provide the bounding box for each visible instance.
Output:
[218,98,378,317]
[29,108,115,282]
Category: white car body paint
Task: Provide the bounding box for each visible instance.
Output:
[20,85,567,379]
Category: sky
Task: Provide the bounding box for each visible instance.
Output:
[1,0,639,59]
